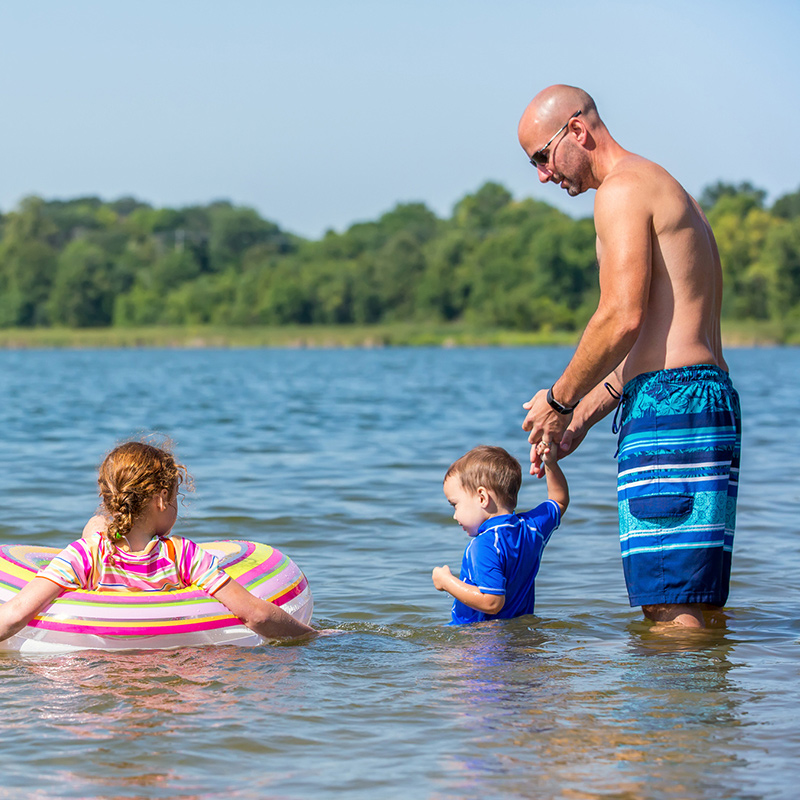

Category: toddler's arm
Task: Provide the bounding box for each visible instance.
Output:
[0,577,63,642]
[432,565,505,614]
[213,578,315,640]
[537,441,569,514]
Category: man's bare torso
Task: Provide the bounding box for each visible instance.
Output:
[596,155,727,386]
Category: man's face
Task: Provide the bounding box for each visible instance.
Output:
[521,115,589,196]
[535,137,588,196]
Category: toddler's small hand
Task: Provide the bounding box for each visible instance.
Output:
[432,565,452,591]
[536,440,558,467]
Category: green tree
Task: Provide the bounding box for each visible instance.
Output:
[208,206,290,272]
[0,197,60,326]
[373,232,427,321]
[453,182,513,234]
[709,198,778,319]
[375,202,439,244]
[415,230,473,321]
[48,240,116,327]
[700,181,766,212]
[0,240,58,326]
[772,187,800,220]
[759,217,800,317]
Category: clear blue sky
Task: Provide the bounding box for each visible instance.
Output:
[1,0,797,238]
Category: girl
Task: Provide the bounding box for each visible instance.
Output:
[0,440,314,642]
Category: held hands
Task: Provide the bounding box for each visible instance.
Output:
[522,389,572,478]
[432,565,453,591]
[536,440,558,468]
[522,389,572,443]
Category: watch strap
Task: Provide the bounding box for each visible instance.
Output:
[547,385,578,415]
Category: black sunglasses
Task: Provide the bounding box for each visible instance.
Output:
[529,110,582,168]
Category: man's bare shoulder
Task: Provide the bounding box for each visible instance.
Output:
[593,156,656,226]
[596,155,683,218]
[599,154,666,192]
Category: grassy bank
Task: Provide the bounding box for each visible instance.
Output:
[0,324,580,349]
[719,319,800,346]
[0,320,794,349]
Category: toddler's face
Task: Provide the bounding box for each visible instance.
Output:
[443,475,489,537]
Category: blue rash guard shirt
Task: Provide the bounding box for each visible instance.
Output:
[450,500,561,625]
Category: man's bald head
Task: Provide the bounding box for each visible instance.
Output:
[518,85,600,144]
[518,85,610,196]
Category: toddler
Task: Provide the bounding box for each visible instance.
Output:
[432,443,568,624]
[0,440,314,642]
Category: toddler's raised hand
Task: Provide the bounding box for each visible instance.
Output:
[536,440,558,468]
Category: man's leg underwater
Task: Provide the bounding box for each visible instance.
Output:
[642,603,722,629]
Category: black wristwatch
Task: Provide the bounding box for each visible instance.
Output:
[547,385,579,415]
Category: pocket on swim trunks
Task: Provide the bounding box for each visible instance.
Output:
[628,494,693,521]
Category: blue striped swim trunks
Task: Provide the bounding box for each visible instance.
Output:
[616,365,741,607]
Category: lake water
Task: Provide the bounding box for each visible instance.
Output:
[0,346,797,800]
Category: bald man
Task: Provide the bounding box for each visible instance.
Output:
[518,85,741,629]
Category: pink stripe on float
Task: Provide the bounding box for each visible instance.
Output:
[271,576,308,605]
[29,615,237,637]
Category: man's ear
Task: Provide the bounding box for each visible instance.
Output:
[571,116,593,148]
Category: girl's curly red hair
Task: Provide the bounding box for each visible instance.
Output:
[98,439,191,542]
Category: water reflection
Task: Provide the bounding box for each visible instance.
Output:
[429,617,760,800]
[0,646,301,798]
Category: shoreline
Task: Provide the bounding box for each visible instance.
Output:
[0,322,793,349]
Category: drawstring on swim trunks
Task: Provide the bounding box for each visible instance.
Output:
[604,382,624,435]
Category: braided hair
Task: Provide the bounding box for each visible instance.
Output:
[98,440,191,543]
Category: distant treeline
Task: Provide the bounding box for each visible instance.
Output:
[1,180,799,331]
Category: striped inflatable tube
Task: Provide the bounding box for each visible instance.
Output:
[0,540,313,654]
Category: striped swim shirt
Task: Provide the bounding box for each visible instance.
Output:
[38,531,231,595]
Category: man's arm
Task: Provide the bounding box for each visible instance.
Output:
[552,177,652,401]
[522,176,652,457]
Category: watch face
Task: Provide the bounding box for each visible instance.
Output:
[547,386,573,414]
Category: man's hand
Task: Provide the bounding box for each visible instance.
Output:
[558,424,588,458]
[522,389,572,476]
